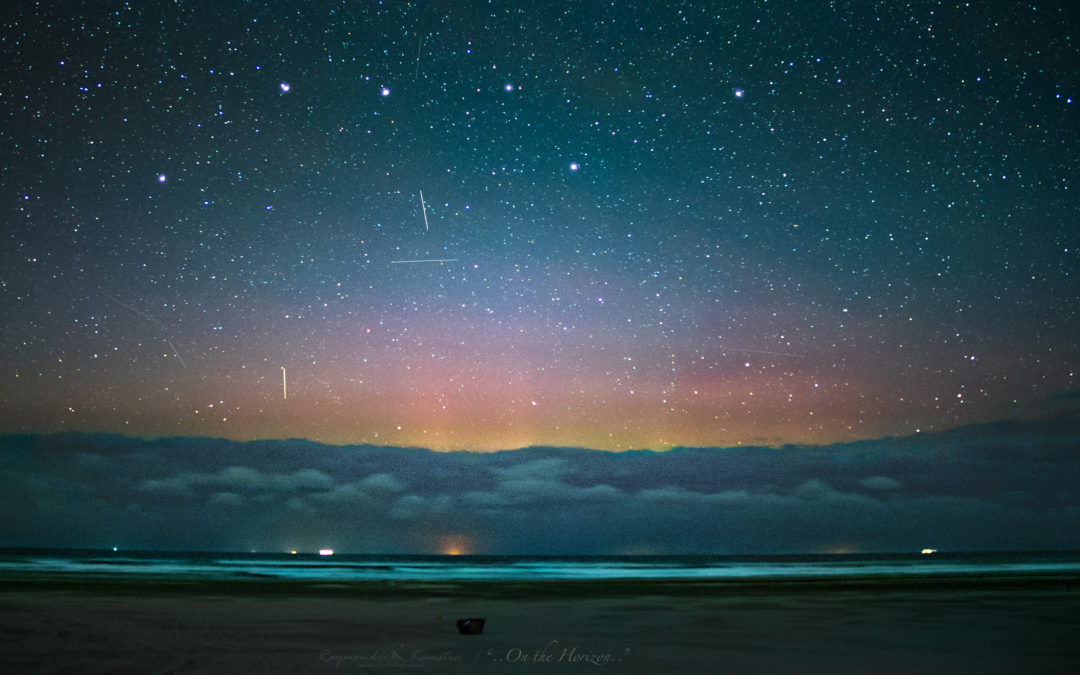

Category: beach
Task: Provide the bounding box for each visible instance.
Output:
[2,576,1079,674]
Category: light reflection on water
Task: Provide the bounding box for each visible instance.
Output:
[3,550,1080,583]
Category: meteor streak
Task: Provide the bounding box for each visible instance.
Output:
[106,295,187,367]
[720,347,805,359]
[166,339,187,368]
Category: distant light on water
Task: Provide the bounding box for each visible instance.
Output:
[11,551,1080,584]
[318,548,334,556]
[439,535,472,556]
[921,548,938,555]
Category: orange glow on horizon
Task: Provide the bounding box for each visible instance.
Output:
[825,544,858,554]
[10,338,947,453]
[439,535,472,556]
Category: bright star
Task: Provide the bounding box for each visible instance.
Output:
[279,82,290,93]
[569,162,580,171]
[157,174,167,183]
[381,87,391,97]
[734,89,745,98]
[504,83,514,92]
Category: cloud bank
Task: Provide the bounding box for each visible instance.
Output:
[2,416,1078,554]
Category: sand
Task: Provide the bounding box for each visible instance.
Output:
[2,577,1079,674]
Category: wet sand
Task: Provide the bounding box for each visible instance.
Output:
[2,576,1079,674]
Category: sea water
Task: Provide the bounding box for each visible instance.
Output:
[3,549,1080,583]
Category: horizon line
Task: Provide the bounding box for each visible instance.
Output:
[0,415,1069,454]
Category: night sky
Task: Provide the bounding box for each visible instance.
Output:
[2,1,1078,454]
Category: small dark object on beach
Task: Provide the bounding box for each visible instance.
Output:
[457,618,485,635]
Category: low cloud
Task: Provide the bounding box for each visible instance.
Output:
[861,476,903,491]
[209,492,245,506]
[139,466,334,495]
[2,416,1078,553]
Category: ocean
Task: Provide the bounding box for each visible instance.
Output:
[4,549,1080,672]
[3,548,1080,584]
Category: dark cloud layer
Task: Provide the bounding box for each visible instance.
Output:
[2,416,1078,554]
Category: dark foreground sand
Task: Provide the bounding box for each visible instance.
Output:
[2,576,1079,674]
